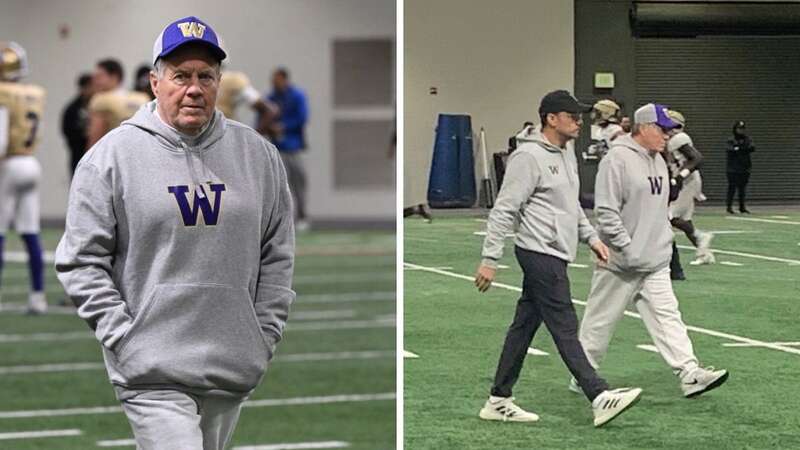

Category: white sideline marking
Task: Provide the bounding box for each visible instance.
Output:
[497,264,510,269]
[727,216,800,225]
[676,245,800,265]
[770,215,790,219]
[404,350,419,358]
[568,263,588,268]
[293,273,395,284]
[292,310,356,320]
[235,442,350,450]
[0,318,396,344]
[707,230,760,235]
[526,347,549,356]
[636,344,659,354]
[0,351,394,376]
[719,261,744,267]
[474,219,488,223]
[97,438,136,447]
[404,262,800,356]
[473,231,514,238]
[4,251,56,264]
[723,342,800,348]
[0,393,395,419]
[0,429,81,440]
[299,292,395,303]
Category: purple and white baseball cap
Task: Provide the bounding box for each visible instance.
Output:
[152,16,226,64]
[634,103,679,130]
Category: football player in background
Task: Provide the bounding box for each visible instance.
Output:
[0,41,47,314]
[217,69,278,139]
[86,58,149,148]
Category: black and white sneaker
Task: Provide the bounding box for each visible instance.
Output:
[681,367,729,398]
[478,396,540,422]
[592,388,642,428]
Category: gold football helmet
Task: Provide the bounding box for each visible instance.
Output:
[0,41,28,81]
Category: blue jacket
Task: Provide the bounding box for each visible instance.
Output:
[267,86,308,152]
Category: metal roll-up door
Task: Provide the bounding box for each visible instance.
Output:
[635,37,800,203]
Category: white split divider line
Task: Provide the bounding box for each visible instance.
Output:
[526,347,549,356]
[299,292,395,304]
[0,429,82,440]
[0,318,396,344]
[0,392,395,419]
[676,244,800,265]
[403,350,419,358]
[636,344,660,354]
[404,262,800,356]
[0,351,395,375]
[719,261,744,267]
[727,216,800,225]
[723,342,800,348]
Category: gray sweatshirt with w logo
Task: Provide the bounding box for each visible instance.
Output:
[481,127,599,266]
[594,134,673,272]
[55,101,295,399]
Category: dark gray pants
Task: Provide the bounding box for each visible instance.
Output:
[279,151,307,220]
[490,247,609,401]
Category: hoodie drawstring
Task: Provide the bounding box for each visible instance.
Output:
[181,141,206,199]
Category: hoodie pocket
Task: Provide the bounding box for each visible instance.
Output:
[114,283,269,393]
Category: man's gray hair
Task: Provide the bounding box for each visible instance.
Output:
[152,58,221,79]
[631,123,644,135]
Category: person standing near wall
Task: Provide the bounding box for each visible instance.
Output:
[61,73,93,177]
[267,67,310,231]
[86,58,150,149]
[725,120,754,214]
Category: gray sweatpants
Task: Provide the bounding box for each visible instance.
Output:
[120,389,245,450]
[579,266,699,377]
[279,151,307,220]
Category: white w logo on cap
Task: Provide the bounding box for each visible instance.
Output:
[177,22,206,38]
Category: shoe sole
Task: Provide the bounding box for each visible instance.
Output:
[594,391,642,428]
[685,371,729,398]
[478,409,539,423]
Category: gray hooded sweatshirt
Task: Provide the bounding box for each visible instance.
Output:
[594,133,673,272]
[55,101,295,399]
[481,126,599,267]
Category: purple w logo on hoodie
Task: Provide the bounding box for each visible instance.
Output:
[647,176,663,195]
[168,184,226,226]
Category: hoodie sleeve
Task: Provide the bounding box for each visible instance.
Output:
[577,204,600,246]
[253,143,296,356]
[55,162,132,351]
[481,151,539,267]
[594,153,631,250]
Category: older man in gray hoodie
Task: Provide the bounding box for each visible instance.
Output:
[475,90,642,428]
[55,16,294,450]
[573,103,728,399]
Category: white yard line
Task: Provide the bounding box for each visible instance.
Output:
[0,429,81,440]
[0,351,394,376]
[403,350,419,358]
[0,393,395,419]
[727,216,800,226]
[770,216,790,219]
[97,439,137,447]
[526,347,549,356]
[292,310,357,320]
[722,342,800,348]
[676,245,800,265]
[568,263,588,268]
[706,230,761,235]
[4,251,56,264]
[404,262,800,357]
[473,231,514,238]
[405,266,454,271]
[719,261,744,267]
[298,292,395,304]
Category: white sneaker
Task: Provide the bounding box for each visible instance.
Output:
[568,377,582,394]
[690,252,716,265]
[27,292,47,315]
[478,396,540,422]
[696,232,713,252]
[681,367,729,398]
[592,388,642,428]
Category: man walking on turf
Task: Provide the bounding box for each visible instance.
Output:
[55,16,295,449]
[475,90,642,428]
[574,104,728,399]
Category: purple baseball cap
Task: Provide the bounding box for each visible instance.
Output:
[634,103,679,130]
[152,16,226,64]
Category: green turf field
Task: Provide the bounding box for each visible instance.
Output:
[0,229,396,450]
[404,207,800,450]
